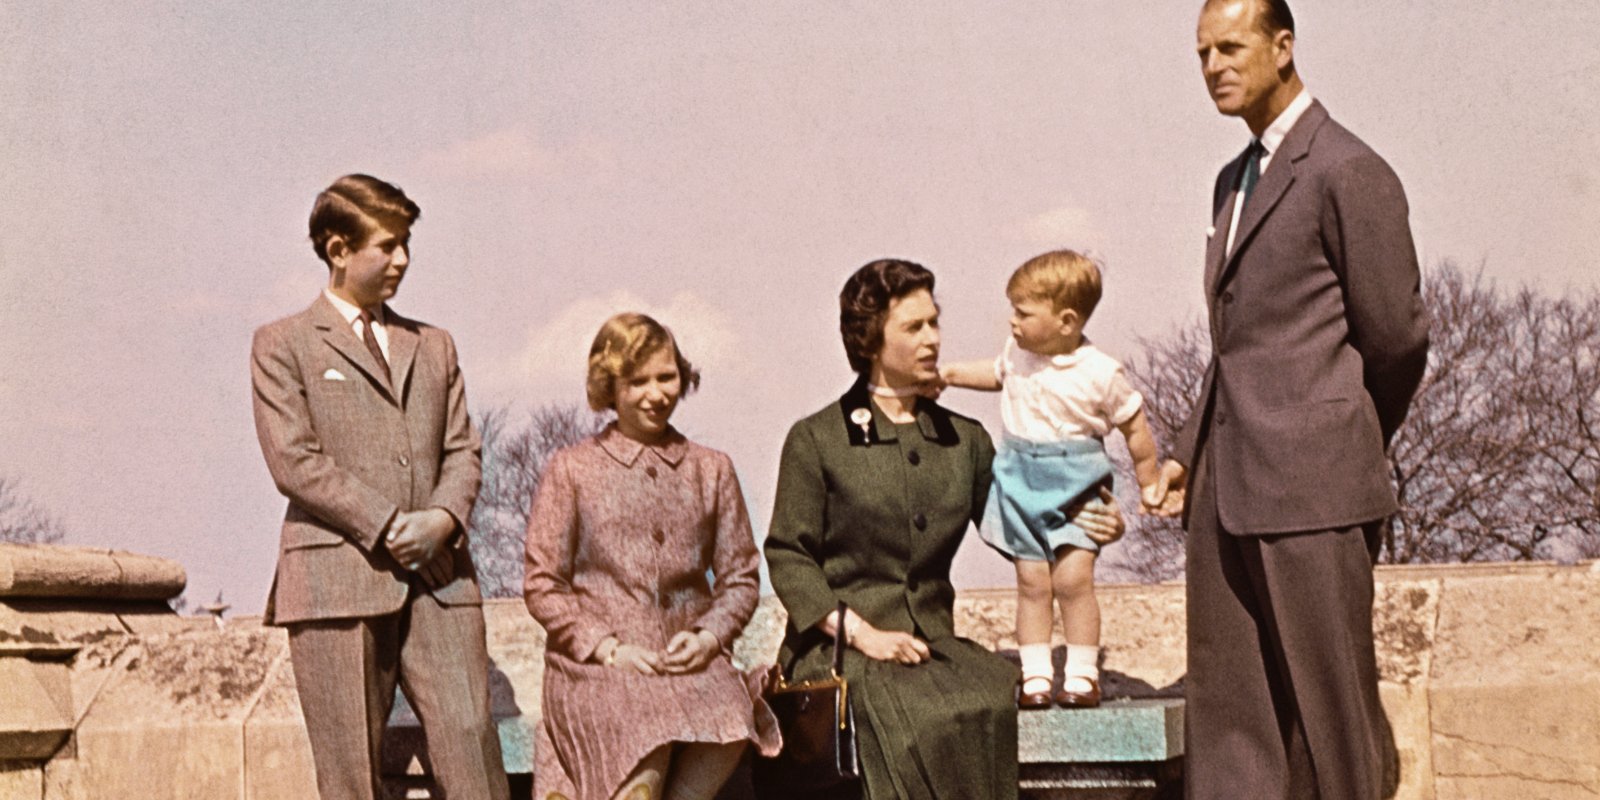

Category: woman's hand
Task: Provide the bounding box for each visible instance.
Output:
[596,638,662,675]
[851,620,931,665]
[1071,486,1127,546]
[660,629,720,674]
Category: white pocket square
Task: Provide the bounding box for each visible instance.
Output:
[1206,225,1217,238]
[322,368,347,381]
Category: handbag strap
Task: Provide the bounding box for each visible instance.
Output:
[832,600,848,679]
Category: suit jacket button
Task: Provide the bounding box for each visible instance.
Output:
[1222,291,1235,304]
[913,513,927,531]
[653,528,665,544]
[907,450,921,466]
[659,594,671,609]
[646,465,658,478]
[398,455,409,466]
[1216,413,1228,427]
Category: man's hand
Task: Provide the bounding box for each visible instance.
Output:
[660,629,720,674]
[1143,460,1188,517]
[852,621,931,665]
[385,508,457,571]
[416,549,455,589]
[1070,486,1127,546]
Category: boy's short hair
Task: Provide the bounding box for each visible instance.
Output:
[1007,249,1103,320]
[586,313,701,412]
[308,174,421,266]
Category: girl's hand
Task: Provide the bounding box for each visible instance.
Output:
[598,640,662,675]
[660,629,720,674]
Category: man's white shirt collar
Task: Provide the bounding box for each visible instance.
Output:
[323,289,384,326]
[1256,89,1313,166]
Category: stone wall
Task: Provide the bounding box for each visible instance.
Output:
[1,542,1596,798]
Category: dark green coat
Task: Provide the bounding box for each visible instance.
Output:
[765,378,1018,800]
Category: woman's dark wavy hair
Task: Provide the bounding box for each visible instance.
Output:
[838,259,936,374]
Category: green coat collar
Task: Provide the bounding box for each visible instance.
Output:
[837,375,958,447]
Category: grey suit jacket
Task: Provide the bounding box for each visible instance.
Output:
[252,295,483,624]
[1173,101,1430,535]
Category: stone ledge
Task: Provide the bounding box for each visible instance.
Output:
[0,545,185,601]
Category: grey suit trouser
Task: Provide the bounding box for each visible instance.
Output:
[1184,445,1386,800]
[287,588,510,800]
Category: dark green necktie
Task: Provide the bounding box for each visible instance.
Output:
[1239,139,1265,204]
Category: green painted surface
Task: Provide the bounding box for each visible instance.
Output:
[1016,698,1184,763]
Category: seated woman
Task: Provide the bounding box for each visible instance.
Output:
[524,313,779,800]
[764,259,1124,800]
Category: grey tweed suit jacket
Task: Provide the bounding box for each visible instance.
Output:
[252,294,483,624]
[1173,100,1430,535]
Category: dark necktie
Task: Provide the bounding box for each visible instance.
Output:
[357,309,390,382]
[1239,139,1265,205]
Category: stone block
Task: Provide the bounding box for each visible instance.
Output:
[0,657,73,761]
[1428,567,1600,798]
[57,626,282,799]
[0,760,43,800]
[242,647,319,800]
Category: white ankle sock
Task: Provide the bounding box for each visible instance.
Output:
[1064,644,1100,691]
[1019,643,1052,691]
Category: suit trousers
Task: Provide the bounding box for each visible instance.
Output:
[287,587,510,800]
[1184,445,1386,800]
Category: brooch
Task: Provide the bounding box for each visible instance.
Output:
[850,408,873,444]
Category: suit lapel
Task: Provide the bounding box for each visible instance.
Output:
[1211,101,1329,295]
[1204,170,1239,296]
[309,295,396,401]
[384,307,418,408]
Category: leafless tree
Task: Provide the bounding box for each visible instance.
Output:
[0,475,67,544]
[468,403,610,598]
[1100,260,1600,582]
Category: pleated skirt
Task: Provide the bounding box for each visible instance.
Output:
[789,636,1020,800]
[534,652,781,800]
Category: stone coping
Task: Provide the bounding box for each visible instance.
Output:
[0,544,185,601]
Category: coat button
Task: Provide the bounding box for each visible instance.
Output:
[907,450,921,466]
[913,513,927,531]
[1222,291,1235,304]
[645,465,658,478]
[397,455,409,467]
[653,528,665,544]
[659,594,671,609]
[1216,413,1228,427]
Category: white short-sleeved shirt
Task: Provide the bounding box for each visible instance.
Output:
[994,337,1143,443]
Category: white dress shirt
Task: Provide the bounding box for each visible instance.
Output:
[1226,89,1313,254]
[992,337,1144,443]
[323,289,390,361]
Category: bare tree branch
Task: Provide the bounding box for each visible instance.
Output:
[0,475,67,544]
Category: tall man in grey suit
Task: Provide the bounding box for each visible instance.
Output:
[1149,2,1430,797]
[252,174,510,800]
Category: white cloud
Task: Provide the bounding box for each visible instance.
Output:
[479,290,742,405]
[1010,205,1104,250]
[415,128,616,183]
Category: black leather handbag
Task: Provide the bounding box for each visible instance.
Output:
[753,601,860,797]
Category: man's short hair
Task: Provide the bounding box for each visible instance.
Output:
[838,259,937,374]
[308,174,421,266]
[1205,0,1295,36]
[1007,250,1103,321]
[585,313,701,412]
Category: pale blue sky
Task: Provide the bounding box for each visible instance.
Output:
[2,2,1596,610]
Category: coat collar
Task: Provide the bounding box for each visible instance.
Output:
[1209,99,1330,295]
[596,422,689,468]
[306,294,418,404]
[836,375,957,446]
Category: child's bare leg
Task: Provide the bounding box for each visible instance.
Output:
[1015,559,1055,701]
[1052,547,1101,698]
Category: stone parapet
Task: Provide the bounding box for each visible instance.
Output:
[0,550,1594,799]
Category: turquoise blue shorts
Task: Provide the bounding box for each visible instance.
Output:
[980,436,1114,562]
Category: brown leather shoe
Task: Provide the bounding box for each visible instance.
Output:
[1019,677,1054,709]
[1055,677,1101,708]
